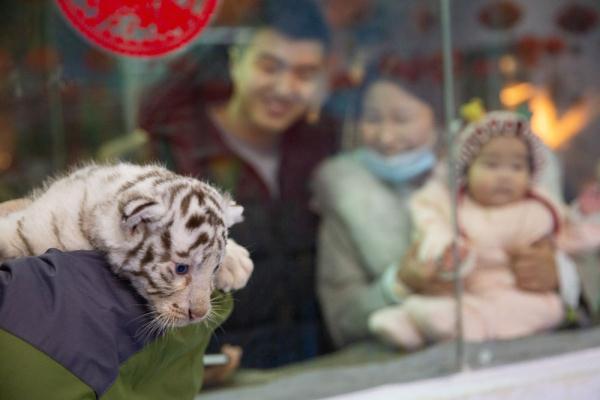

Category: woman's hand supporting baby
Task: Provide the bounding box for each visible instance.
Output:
[508,237,558,292]
[401,236,559,295]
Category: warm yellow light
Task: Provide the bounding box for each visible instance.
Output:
[530,89,591,149]
[500,83,592,149]
[500,83,535,108]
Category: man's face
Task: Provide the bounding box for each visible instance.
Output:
[230,29,326,136]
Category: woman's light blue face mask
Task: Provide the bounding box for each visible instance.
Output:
[356,146,436,185]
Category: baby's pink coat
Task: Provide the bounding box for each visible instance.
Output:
[405,181,564,342]
[407,196,564,341]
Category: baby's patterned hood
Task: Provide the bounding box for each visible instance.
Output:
[455,110,546,183]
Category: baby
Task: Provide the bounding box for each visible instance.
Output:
[369,111,591,349]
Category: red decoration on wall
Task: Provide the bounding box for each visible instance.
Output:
[556,3,598,35]
[55,0,219,58]
[516,36,544,67]
[377,51,463,84]
[514,35,567,68]
[478,0,522,30]
[544,37,566,55]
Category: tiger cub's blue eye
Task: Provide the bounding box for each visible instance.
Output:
[175,264,190,275]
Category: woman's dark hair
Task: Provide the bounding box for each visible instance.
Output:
[354,64,408,119]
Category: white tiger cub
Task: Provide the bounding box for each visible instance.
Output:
[0,163,253,328]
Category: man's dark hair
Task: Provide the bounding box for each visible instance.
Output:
[256,0,331,49]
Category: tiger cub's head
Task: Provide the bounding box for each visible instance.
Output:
[115,179,243,329]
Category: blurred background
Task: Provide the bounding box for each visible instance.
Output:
[0,0,597,201]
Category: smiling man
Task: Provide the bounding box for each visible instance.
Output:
[140,0,338,369]
[217,28,327,148]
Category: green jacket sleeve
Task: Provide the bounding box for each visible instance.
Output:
[0,291,233,400]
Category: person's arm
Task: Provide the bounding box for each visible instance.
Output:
[524,143,584,308]
[316,216,411,348]
[0,198,31,217]
[509,237,581,310]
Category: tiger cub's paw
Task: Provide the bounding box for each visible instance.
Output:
[214,239,253,292]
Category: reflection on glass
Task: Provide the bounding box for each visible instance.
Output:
[0,0,599,398]
[451,0,600,386]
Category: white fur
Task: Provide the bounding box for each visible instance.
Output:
[0,162,254,327]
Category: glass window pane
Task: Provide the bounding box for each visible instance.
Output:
[1,1,599,399]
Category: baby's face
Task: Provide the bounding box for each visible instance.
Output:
[359,80,434,156]
[467,136,531,206]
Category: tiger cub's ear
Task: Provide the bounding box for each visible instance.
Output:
[224,201,244,228]
[120,196,168,233]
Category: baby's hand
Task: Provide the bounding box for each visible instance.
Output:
[398,240,468,294]
[214,239,253,292]
[577,183,600,215]
[435,242,471,280]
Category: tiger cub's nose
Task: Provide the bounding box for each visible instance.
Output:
[188,306,208,321]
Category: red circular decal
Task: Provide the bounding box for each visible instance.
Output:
[55,0,219,58]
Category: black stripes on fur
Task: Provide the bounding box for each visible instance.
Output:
[185,214,205,231]
[128,201,158,219]
[205,192,223,213]
[78,190,99,249]
[189,232,210,252]
[118,194,156,220]
[51,212,67,250]
[161,230,172,252]
[129,269,161,292]
[16,218,34,255]
[180,192,193,215]
[205,209,224,227]
[168,183,188,204]
[140,245,155,267]
[123,229,151,267]
[179,189,206,216]
[117,169,169,194]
